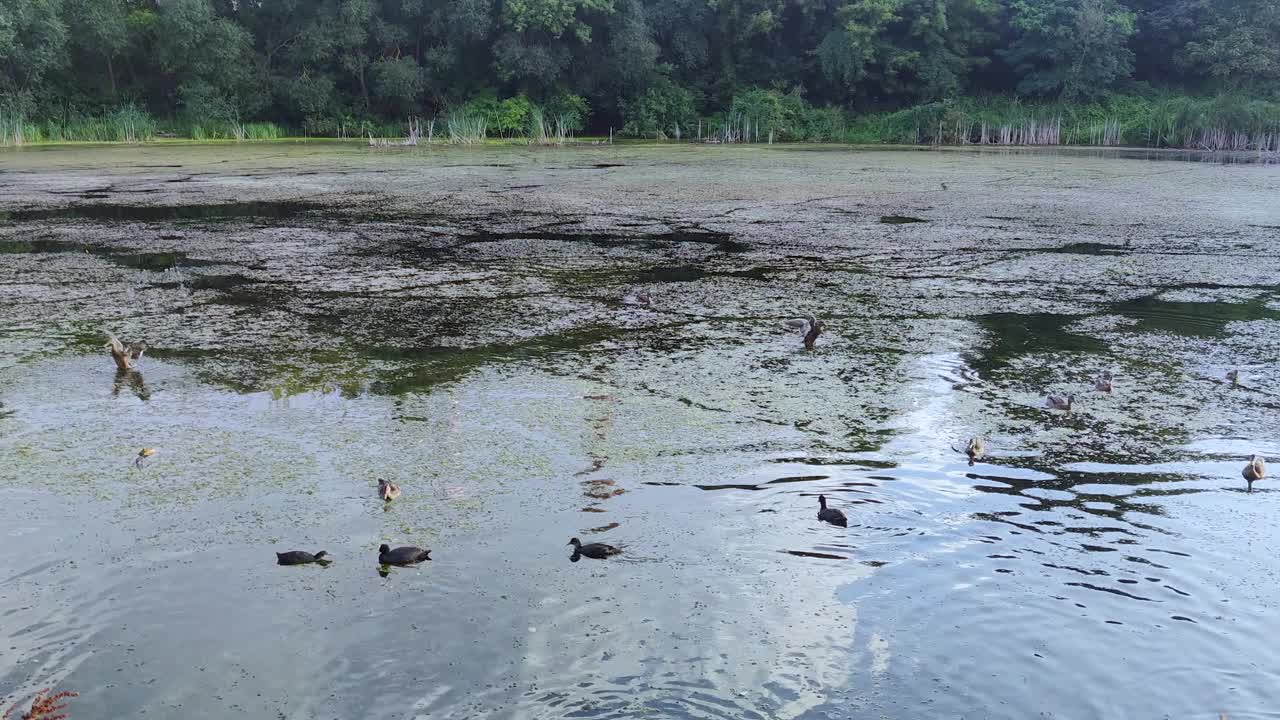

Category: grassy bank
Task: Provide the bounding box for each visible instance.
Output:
[3,94,1278,151]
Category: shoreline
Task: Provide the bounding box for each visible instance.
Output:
[4,138,1277,157]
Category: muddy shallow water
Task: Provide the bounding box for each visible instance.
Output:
[1,143,1279,718]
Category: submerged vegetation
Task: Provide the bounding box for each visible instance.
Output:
[2,689,78,720]
[0,0,1277,148]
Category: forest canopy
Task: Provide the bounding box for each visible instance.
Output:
[1,0,1277,137]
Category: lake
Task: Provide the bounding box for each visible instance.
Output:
[1,142,1278,718]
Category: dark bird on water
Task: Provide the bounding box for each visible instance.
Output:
[378,478,400,501]
[276,550,328,565]
[568,537,621,559]
[379,544,431,565]
[803,316,825,350]
[817,494,847,527]
[1243,455,1265,493]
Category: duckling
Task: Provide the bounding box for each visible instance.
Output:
[378,544,431,566]
[377,478,400,501]
[1243,455,1265,493]
[134,447,157,468]
[1226,369,1240,386]
[964,437,985,466]
[817,494,847,527]
[105,332,145,371]
[276,550,328,565]
[568,537,621,559]
[1094,371,1113,393]
[1045,394,1073,412]
[803,316,825,350]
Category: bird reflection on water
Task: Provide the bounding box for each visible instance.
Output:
[112,369,150,401]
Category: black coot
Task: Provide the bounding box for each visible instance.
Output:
[817,495,847,527]
[379,544,431,565]
[277,550,328,565]
[568,537,621,559]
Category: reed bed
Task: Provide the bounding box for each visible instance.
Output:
[445,111,487,144]
[3,95,1276,151]
[1,104,156,144]
[0,109,37,145]
[367,117,432,147]
[844,95,1280,150]
[526,108,572,145]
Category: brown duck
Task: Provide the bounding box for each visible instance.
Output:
[378,478,400,501]
[105,332,146,371]
[1244,455,1265,493]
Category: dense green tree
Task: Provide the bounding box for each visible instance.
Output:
[817,0,1001,104]
[152,0,262,118]
[1181,0,1280,91]
[3,0,1277,132]
[63,0,128,96]
[621,75,696,137]
[372,56,426,116]
[0,0,68,95]
[1002,0,1135,100]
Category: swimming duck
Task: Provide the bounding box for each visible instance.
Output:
[964,437,985,466]
[1226,369,1240,385]
[1243,455,1265,493]
[568,537,621,559]
[803,317,825,350]
[1045,394,1073,412]
[105,332,145,371]
[134,447,156,468]
[276,550,328,565]
[377,478,400,501]
[1094,371,1113,393]
[817,494,847,527]
[378,544,431,565]
[635,290,651,306]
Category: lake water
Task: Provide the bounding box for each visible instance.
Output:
[1,143,1278,718]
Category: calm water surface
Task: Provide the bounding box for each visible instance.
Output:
[1,143,1278,718]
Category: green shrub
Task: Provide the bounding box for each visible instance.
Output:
[543,92,590,133]
[462,94,533,136]
[621,77,697,139]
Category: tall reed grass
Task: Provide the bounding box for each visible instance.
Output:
[446,110,487,144]
[0,109,38,145]
[843,95,1280,150]
[525,107,572,145]
[185,120,284,141]
[1,104,156,144]
[367,117,430,147]
[4,94,1276,151]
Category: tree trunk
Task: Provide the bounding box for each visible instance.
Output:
[106,54,117,97]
